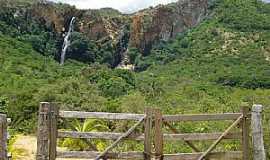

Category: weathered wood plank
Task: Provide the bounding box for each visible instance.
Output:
[57,151,241,160]
[60,111,242,121]
[58,131,144,140]
[0,114,7,160]
[241,105,250,160]
[36,102,50,160]
[58,131,241,141]
[57,151,144,159]
[144,108,152,160]
[59,111,144,120]
[163,113,242,122]
[198,115,243,160]
[163,151,242,160]
[251,104,266,160]
[49,103,59,160]
[163,132,242,141]
[95,116,145,160]
[154,109,163,159]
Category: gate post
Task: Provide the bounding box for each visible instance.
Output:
[37,102,50,160]
[0,114,7,160]
[241,104,250,160]
[251,104,266,160]
[144,108,152,160]
[154,109,163,160]
[49,103,59,160]
[37,102,58,160]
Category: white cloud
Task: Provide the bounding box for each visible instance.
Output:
[49,0,179,13]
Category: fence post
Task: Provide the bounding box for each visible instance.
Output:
[144,108,152,160]
[241,104,250,160]
[0,114,7,160]
[37,102,51,160]
[49,103,59,160]
[251,104,266,160]
[154,109,163,160]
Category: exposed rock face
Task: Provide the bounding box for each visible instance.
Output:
[0,0,211,65]
[129,0,209,55]
[29,3,78,33]
[77,9,128,42]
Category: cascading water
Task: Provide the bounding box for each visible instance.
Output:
[116,26,134,70]
[60,17,76,65]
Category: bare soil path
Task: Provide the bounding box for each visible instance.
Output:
[11,135,83,160]
[11,135,36,160]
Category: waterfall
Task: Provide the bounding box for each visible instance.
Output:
[60,17,76,65]
[116,26,134,70]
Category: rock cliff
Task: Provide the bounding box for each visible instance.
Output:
[0,0,211,66]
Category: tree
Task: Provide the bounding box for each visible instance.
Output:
[67,32,96,63]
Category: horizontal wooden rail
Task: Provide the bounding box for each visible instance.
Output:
[163,132,242,141]
[58,131,241,141]
[57,151,144,159]
[163,113,242,122]
[163,151,242,160]
[57,151,242,159]
[59,111,144,120]
[58,131,144,141]
[59,111,242,122]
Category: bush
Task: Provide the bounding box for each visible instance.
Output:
[88,67,135,98]
[0,96,8,114]
[67,32,96,63]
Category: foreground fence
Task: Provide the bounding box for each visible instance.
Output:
[36,102,266,160]
[0,114,7,160]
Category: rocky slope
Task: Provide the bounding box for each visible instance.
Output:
[130,0,209,55]
[0,0,211,67]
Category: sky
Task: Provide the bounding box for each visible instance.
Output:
[49,0,179,13]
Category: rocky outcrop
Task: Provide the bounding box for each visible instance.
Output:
[129,0,209,55]
[0,0,211,66]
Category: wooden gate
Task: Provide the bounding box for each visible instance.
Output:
[154,105,250,160]
[36,102,251,160]
[36,102,150,160]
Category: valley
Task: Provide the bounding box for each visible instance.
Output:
[0,0,269,159]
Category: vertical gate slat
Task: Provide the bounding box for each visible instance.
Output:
[37,102,50,160]
[241,104,250,160]
[49,103,59,160]
[144,108,152,160]
[154,109,163,160]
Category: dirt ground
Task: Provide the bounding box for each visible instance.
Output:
[11,135,36,160]
[11,135,83,160]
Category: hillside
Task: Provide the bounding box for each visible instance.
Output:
[0,0,210,68]
[0,0,269,157]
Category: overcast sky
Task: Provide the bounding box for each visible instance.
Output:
[49,0,179,13]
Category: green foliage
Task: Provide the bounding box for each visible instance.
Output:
[0,34,84,132]
[127,47,140,64]
[0,96,8,114]
[67,32,96,63]
[0,0,270,155]
[87,67,135,98]
[218,0,270,31]
[19,32,57,56]
[60,119,109,151]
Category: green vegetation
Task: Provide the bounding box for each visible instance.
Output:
[0,0,122,67]
[0,0,269,157]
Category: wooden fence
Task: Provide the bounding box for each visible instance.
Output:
[36,102,266,160]
[0,114,7,160]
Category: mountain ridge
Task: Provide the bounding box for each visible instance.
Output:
[0,0,211,67]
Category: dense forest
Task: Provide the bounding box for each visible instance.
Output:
[0,0,269,157]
